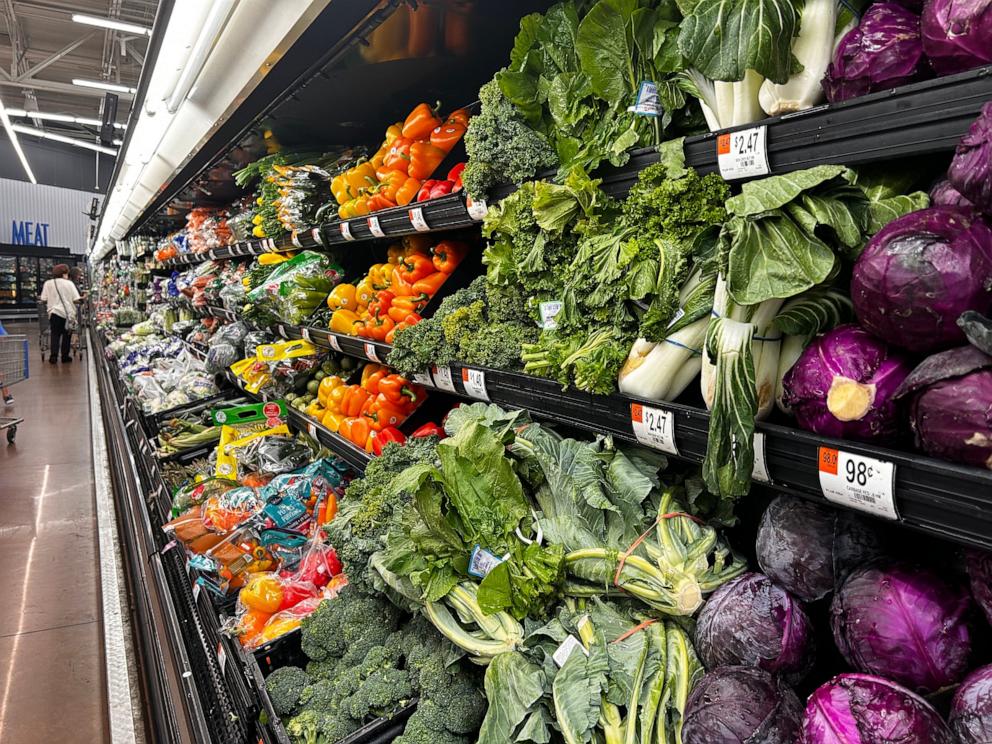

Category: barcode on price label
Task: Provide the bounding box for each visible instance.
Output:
[367,216,385,238]
[311,227,324,245]
[409,207,430,231]
[364,343,381,363]
[412,370,433,387]
[752,432,771,483]
[717,125,769,180]
[340,222,355,241]
[326,333,342,352]
[818,447,898,520]
[630,403,679,455]
[432,365,456,393]
[461,368,489,401]
[467,196,488,220]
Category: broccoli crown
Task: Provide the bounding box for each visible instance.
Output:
[345,667,415,720]
[300,592,401,663]
[463,78,558,199]
[265,666,310,718]
[285,707,359,744]
[393,707,471,744]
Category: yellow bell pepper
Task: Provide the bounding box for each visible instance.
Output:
[317,375,344,407]
[330,309,359,335]
[355,278,375,308]
[367,263,392,290]
[322,410,345,432]
[305,400,323,418]
[240,574,283,614]
[387,244,404,265]
[255,615,302,645]
[345,161,377,194]
[252,225,266,238]
[327,384,347,410]
[384,122,402,146]
[331,174,352,205]
[327,283,358,312]
[339,197,370,220]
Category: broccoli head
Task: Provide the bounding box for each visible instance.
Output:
[393,707,472,744]
[265,666,309,718]
[345,667,415,720]
[285,708,359,744]
[300,592,401,663]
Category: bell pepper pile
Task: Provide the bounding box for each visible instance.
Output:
[306,362,426,453]
[331,103,470,218]
[328,235,468,342]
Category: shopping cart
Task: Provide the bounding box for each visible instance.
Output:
[0,334,28,444]
[38,300,49,361]
[37,300,85,361]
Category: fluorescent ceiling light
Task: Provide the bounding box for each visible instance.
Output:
[0,96,36,183]
[72,79,137,94]
[5,108,128,129]
[112,138,123,146]
[12,123,118,155]
[165,0,237,113]
[71,14,152,36]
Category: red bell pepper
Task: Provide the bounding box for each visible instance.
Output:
[411,422,445,439]
[417,180,439,202]
[447,162,466,190]
[371,426,406,456]
[429,180,455,198]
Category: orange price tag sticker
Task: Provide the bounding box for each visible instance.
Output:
[717,133,731,155]
[818,446,839,475]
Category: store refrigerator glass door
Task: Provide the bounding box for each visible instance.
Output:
[0,257,16,304]
[17,256,39,307]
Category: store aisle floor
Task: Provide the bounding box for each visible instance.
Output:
[0,325,108,743]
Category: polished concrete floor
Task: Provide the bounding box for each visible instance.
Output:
[0,325,108,742]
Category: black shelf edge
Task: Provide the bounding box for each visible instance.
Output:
[318,192,484,246]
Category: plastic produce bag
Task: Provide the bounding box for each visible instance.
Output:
[243,250,345,325]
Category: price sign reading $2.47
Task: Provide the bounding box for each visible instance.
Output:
[717,125,769,180]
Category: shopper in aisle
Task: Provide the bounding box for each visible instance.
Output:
[39,263,81,364]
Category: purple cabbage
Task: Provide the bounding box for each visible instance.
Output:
[948,101,992,214]
[694,573,815,682]
[823,3,927,103]
[802,673,956,744]
[950,664,992,743]
[893,345,992,468]
[683,666,803,744]
[782,325,912,443]
[921,0,992,75]
[930,178,974,208]
[851,207,992,353]
[966,549,992,625]
[831,562,973,692]
[756,496,883,602]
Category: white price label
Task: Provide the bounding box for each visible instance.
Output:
[217,642,227,675]
[192,582,201,602]
[752,432,771,484]
[818,448,898,520]
[300,327,312,342]
[291,233,303,249]
[431,365,456,393]
[539,300,563,330]
[307,422,317,438]
[276,324,287,339]
[553,634,588,668]
[631,403,678,455]
[466,196,488,221]
[412,370,433,388]
[364,343,381,363]
[461,368,489,401]
[409,207,430,232]
[311,227,324,246]
[467,545,506,578]
[208,249,217,260]
[340,222,355,241]
[717,126,770,180]
[326,333,342,353]
[367,216,385,238]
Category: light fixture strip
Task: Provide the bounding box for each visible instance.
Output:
[0,96,37,183]
[71,14,152,36]
[72,79,137,95]
[4,108,126,129]
[11,123,118,156]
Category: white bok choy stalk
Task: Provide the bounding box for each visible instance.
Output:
[701,275,784,498]
[682,69,766,132]
[759,0,861,116]
[618,265,716,402]
[773,286,854,413]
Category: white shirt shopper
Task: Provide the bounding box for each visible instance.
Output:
[40,275,80,319]
[39,267,81,364]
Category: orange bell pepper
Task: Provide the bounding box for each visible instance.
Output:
[412,271,447,296]
[376,169,407,202]
[339,416,372,448]
[430,120,467,154]
[387,244,404,264]
[391,294,429,314]
[408,141,447,181]
[362,394,409,431]
[398,253,434,283]
[378,374,421,407]
[366,192,397,212]
[432,240,467,273]
[366,314,395,341]
[396,176,422,206]
[383,136,413,173]
[390,266,415,297]
[401,102,442,140]
[361,364,387,394]
[445,108,470,129]
[340,385,371,417]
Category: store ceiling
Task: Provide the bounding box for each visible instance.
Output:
[0,0,155,137]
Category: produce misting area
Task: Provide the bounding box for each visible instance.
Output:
[87,1,992,742]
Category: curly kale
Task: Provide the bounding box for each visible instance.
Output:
[265,666,309,718]
[462,78,557,199]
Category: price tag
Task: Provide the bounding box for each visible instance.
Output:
[412,370,433,388]
[276,324,287,339]
[208,249,217,260]
[818,448,898,520]
[268,238,278,251]
[311,227,324,246]
[553,634,588,668]
[466,196,488,221]
[291,232,303,249]
[717,125,769,180]
[630,403,678,455]
[300,327,312,342]
[192,582,201,602]
[408,207,430,232]
[307,421,317,438]
[752,432,771,484]
[431,365,456,393]
[326,333,342,353]
[367,216,385,238]
[461,368,489,401]
[340,222,355,241]
[364,343,381,363]
[216,641,227,676]
[467,545,505,578]
[539,300,563,330]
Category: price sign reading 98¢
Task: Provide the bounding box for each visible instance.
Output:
[818,447,898,520]
[717,125,769,180]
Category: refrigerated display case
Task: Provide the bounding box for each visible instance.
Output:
[0,256,17,305]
